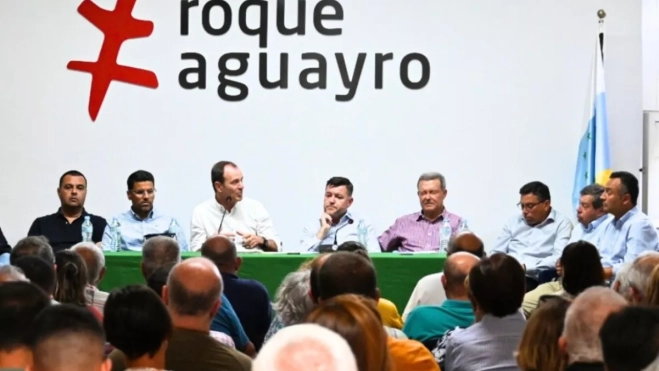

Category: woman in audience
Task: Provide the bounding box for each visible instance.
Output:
[54,250,103,321]
[648,264,659,306]
[516,296,570,371]
[104,285,173,371]
[306,294,392,371]
[264,269,315,343]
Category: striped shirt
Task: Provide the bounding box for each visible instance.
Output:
[378,210,463,252]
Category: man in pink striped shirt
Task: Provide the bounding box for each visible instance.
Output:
[378,172,464,252]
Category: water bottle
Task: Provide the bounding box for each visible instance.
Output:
[458,219,469,232]
[109,218,122,252]
[439,220,452,252]
[81,216,93,242]
[167,219,179,236]
[357,220,368,247]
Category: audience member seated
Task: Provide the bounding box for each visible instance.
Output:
[568,184,610,245]
[12,256,57,303]
[403,252,479,348]
[9,236,54,266]
[610,262,633,301]
[403,231,485,321]
[523,240,605,316]
[54,250,103,322]
[202,236,271,350]
[444,253,527,371]
[264,270,314,343]
[491,182,572,291]
[626,252,659,304]
[254,324,358,371]
[141,236,181,281]
[0,282,51,370]
[27,304,111,371]
[600,306,659,371]
[559,287,627,371]
[599,171,659,279]
[27,170,107,252]
[307,294,393,371]
[516,296,570,371]
[0,265,28,283]
[104,285,172,371]
[71,242,109,312]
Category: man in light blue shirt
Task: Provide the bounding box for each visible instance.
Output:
[299,177,379,252]
[599,171,659,279]
[102,170,188,252]
[568,184,611,246]
[491,181,572,282]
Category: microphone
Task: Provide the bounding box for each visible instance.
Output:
[333,218,354,250]
[217,196,232,233]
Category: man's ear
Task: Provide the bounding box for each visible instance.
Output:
[162,285,170,306]
[210,298,222,318]
[441,274,448,289]
[631,287,644,304]
[98,266,106,284]
[558,336,567,356]
[374,288,381,302]
[235,256,243,272]
[101,358,113,371]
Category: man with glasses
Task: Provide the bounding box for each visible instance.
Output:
[491,181,572,291]
[101,170,188,251]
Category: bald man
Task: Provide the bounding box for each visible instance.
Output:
[201,236,271,350]
[403,232,485,320]
[403,252,480,345]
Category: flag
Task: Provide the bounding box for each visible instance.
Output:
[572,22,612,209]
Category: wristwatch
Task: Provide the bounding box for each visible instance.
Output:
[260,236,268,249]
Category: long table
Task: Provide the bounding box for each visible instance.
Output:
[99,252,446,311]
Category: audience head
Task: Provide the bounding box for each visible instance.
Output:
[54,250,89,307]
[147,262,176,299]
[0,282,50,368]
[309,253,332,303]
[273,270,315,327]
[336,241,371,263]
[611,262,633,301]
[648,265,659,306]
[602,171,640,216]
[57,170,88,209]
[141,236,181,280]
[600,306,659,371]
[104,285,172,364]
[200,236,241,273]
[441,252,480,299]
[559,287,627,364]
[417,172,447,217]
[628,252,659,304]
[126,170,156,215]
[0,265,28,283]
[560,241,605,297]
[316,252,378,302]
[210,161,242,202]
[323,177,354,221]
[27,304,109,371]
[9,236,54,265]
[71,242,106,286]
[577,184,606,225]
[306,294,391,371]
[13,256,57,297]
[516,297,569,371]
[518,181,551,225]
[447,231,485,258]
[253,324,358,371]
[163,257,222,322]
[468,253,525,318]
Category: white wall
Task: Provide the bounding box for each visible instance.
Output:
[0,0,642,250]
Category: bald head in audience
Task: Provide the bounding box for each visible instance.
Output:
[447,232,485,258]
[559,287,627,365]
[141,236,181,280]
[253,324,358,371]
[442,252,480,300]
[200,236,241,274]
[628,252,659,304]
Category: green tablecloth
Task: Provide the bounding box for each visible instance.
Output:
[99,252,446,311]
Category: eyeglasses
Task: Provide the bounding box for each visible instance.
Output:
[130,189,156,196]
[517,201,545,211]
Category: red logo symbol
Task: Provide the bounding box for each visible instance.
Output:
[67,0,159,122]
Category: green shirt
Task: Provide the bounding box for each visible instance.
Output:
[402,299,475,342]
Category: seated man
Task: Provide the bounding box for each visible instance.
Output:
[569,184,611,246]
[102,170,188,252]
[300,177,379,252]
[599,171,659,279]
[491,181,572,290]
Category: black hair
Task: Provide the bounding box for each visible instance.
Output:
[211,161,238,186]
[600,306,659,371]
[13,256,57,295]
[326,177,354,196]
[127,170,155,191]
[560,241,605,296]
[468,253,525,317]
[10,236,55,265]
[59,170,87,188]
[0,281,50,351]
[54,250,89,307]
[610,171,640,206]
[318,252,377,301]
[519,181,551,202]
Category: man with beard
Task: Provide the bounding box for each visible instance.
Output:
[300,177,379,252]
[102,170,188,251]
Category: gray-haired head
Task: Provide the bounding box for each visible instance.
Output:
[71,242,106,286]
[0,265,28,283]
[10,236,54,265]
[580,184,605,209]
[417,172,446,190]
[611,262,633,301]
[627,252,659,304]
[273,270,315,327]
[141,236,181,280]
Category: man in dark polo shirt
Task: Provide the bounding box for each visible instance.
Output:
[201,236,272,350]
[27,170,106,252]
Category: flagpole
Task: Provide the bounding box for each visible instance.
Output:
[598,10,606,62]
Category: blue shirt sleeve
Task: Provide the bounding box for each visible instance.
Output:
[210,294,249,350]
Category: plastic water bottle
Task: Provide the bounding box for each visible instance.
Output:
[357,220,368,247]
[458,219,469,232]
[167,219,179,236]
[109,218,122,252]
[439,220,452,252]
[81,216,93,242]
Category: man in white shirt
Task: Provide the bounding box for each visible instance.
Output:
[190,161,280,252]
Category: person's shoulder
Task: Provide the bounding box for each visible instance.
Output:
[394,212,421,224]
[193,198,216,213]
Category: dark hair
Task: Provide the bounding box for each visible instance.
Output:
[610,171,640,206]
[318,252,377,301]
[0,282,50,351]
[54,250,89,307]
[326,177,354,196]
[336,241,369,259]
[10,236,55,265]
[28,304,106,371]
[309,254,331,303]
[580,184,605,209]
[519,181,551,202]
[200,237,237,268]
[127,170,155,191]
[600,306,659,371]
[104,285,173,360]
[447,233,485,258]
[59,170,87,188]
[13,256,57,295]
[147,262,176,299]
[211,161,238,186]
[167,269,221,316]
[561,241,605,296]
[468,253,525,317]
